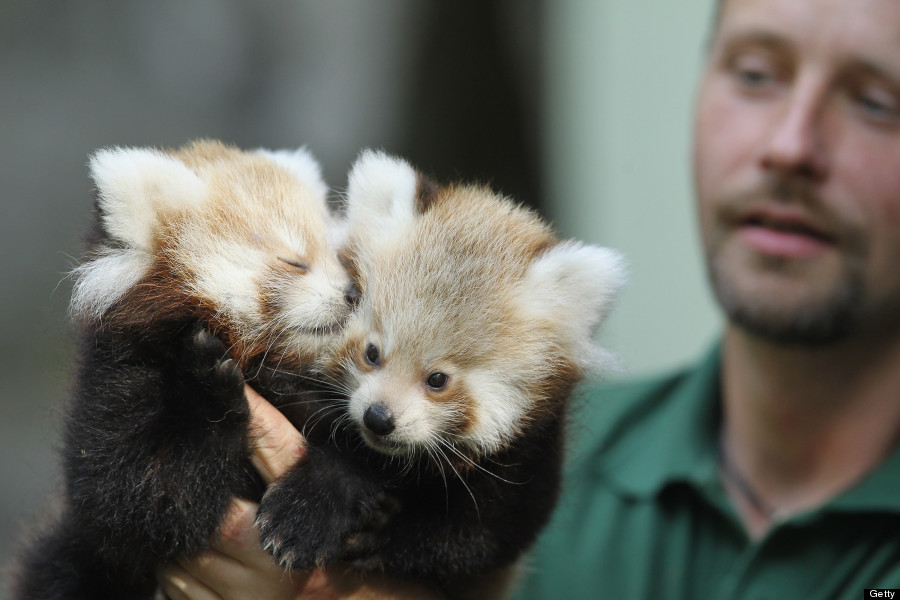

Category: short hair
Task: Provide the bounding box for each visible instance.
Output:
[707,0,727,50]
[714,0,726,26]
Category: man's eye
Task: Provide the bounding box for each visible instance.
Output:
[853,88,900,123]
[737,67,771,87]
[726,51,783,92]
[859,95,889,114]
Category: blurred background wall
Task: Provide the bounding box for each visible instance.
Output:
[0,0,717,591]
[545,0,720,381]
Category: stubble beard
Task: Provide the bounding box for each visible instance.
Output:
[707,248,865,346]
[703,180,868,346]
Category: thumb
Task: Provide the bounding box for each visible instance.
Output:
[245,385,306,485]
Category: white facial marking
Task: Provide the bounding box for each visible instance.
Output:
[185,241,265,324]
[277,268,345,330]
[462,370,529,453]
[348,369,442,455]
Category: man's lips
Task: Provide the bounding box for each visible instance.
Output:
[734,206,837,258]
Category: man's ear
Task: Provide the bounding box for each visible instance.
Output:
[344,149,419,246]
[89,146,208,252]
[517,241,627,369]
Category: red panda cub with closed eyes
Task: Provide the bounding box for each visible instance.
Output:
[254,151,626,590]
[11,140,358,600]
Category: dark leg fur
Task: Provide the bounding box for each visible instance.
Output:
[16,320,563,595]
[256,444,400,570]
[13,323,260,599]
[11,516,156,600]
[256,417,564,585]
[370,426,564,584]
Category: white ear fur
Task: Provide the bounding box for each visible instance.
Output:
[90,147,207,252]
[344,150,418,244]
[256,147,329,204]
[519,242,627,370]
[69,249,154,322]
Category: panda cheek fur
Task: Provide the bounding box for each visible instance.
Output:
[433,385,477,440]
[257,268,334,335]
[338,248,363,294]
[258,274,308,333]
[529,356,582,423]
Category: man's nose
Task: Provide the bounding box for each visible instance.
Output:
[759,81,830,182]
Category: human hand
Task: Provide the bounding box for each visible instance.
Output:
[157,498,307,600]
[157,386,445,600]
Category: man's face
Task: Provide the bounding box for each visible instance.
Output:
[695,0,900,344]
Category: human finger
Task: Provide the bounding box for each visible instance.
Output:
[157,563,220,600]
[211,499,279,571]
[176,547,305,600]
[245,385,306,484]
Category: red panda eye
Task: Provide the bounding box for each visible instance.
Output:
[364,343,380,366]
[279,257,310,273]
[426,372,448,390]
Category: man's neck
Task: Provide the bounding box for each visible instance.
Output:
[719,325,900,538]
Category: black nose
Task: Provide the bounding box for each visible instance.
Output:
[363,404,395,436]
[345,282,361,306]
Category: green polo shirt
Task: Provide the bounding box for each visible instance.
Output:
[511,346,900,599]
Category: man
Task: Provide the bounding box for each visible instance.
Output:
[158,0,900,597]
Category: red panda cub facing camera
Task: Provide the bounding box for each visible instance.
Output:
[12,140,358,600]
[253,151,626,588]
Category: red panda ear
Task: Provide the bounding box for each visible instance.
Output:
[255,147,329,208]
[518,242,627,370]
[344,149,418,248]
[89,147,208,252]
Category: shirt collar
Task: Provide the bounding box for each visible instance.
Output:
[590,343,724,498]
[591,342,900,515]
[825,440,900,514]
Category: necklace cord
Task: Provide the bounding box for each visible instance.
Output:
[719,433,777,519]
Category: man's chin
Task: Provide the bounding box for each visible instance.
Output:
[709,259,863,346]
[726,303,857,346]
